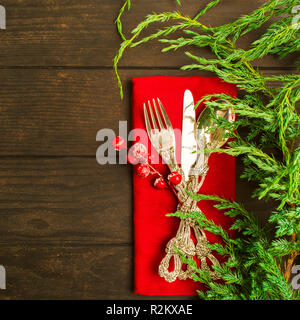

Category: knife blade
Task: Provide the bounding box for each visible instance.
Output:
[181,90,198,180]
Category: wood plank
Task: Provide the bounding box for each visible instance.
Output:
[0,68,128,156]
[0,68,294,156]
[0,245,197,299]
[0,157,275,244]
[0,0,297,68]
[0,158,132,244]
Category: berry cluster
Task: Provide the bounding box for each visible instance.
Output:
[112,136,182,190]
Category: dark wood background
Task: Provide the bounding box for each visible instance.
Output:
[0,0,297,300]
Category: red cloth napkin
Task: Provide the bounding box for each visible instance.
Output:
[131,76,236,296]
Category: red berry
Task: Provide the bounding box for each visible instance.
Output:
[168,172,182,185]
[136,164,150,178]
[128,143,148,163]
[154,177,167,189]
[112,136,126,151]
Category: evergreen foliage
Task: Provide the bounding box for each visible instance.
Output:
[114,0,300,299]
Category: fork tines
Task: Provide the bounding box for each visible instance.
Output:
[143,98,172,132]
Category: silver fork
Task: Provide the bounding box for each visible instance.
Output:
[143,98,177,172]
[144,98,193,283]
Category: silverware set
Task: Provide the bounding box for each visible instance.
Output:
[144,90,235,283]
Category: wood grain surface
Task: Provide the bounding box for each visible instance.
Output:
[0,245,197,300]
[0,69,294,156]
[0,0,297,67]
[0,0,297,299]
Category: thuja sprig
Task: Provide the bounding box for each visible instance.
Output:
[114,1,216,98]
[114,0,300,299]
[171,194,298,300]
[115,0,131,41]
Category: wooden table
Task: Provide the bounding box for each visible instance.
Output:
[0,0,296,299]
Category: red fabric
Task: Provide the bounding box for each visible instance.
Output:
[131,76,236,296]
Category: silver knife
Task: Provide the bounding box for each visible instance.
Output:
[181,90,198,181]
